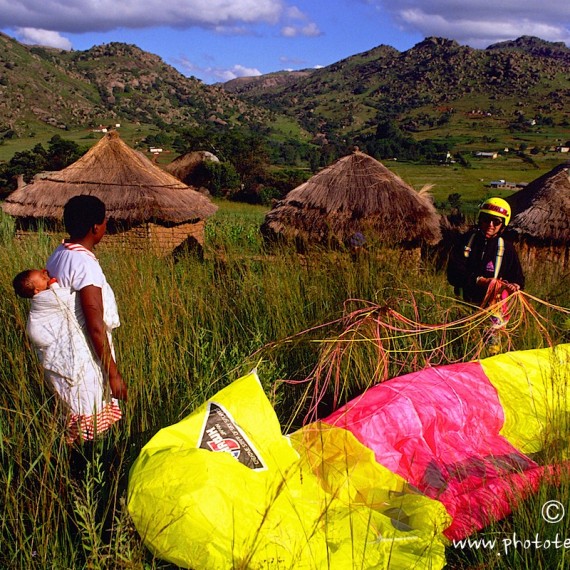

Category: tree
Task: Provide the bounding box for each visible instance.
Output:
[0,137,86,193]
[144,132,172,149]
[375,119,401,140]
[5,145,48,182]
[172,125,272,197]
[203,161,241,198]
[46,135,83,170]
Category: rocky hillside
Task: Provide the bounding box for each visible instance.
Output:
[222,36,570,140]
[222,70,313,95]
[1,32,568,148]
[0,33,267,137]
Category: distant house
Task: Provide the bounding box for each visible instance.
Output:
[490,180,518,189]
[475,151,498,159]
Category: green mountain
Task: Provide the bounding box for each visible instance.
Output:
[0,32,266,138]
[221,36,570,144]
[1,32,569,163]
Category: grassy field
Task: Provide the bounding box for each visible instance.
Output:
[390,154,566,208]
[0,202,569,569]
[0,122,163,163]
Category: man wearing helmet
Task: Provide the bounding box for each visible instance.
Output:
[447,197,524,305]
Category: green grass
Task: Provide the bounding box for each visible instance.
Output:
[0,206,569,568]
[388,154,566,211]
[267,115,313,142]
[0,123,163,162]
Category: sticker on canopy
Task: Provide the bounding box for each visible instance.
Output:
[198,402,267,471]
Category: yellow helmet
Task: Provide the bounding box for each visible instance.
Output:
[479,197,511,226]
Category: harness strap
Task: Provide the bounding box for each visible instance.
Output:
[464,234,504,278]
[463,233,476,257]
[494,237,504,278]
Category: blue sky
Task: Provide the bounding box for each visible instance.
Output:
[1,0,569,84]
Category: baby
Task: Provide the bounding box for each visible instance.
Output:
[13,267,89,396]
[13,269,57,298]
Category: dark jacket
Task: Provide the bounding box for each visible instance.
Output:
[447,229,525,305]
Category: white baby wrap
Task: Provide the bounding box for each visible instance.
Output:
[26,283,120,416]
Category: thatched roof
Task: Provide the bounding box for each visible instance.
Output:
[164,150,219,188]
[1,131,218,226]
[261,150,442,247]
[506,162,570,243]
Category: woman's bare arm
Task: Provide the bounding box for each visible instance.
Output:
[80,285,128,401]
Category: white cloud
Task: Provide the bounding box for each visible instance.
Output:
[280,4,321,38]
[176,57,262,82]
[280,22,322,38]
[300,22,321,37]
[281,26,297,37]
[226,64,263,78]
[176,56,201,75]
[0,0,284,33]
[369,0,570,46]
[0,0,323,77]
[286,6,306,20]
[212,25,256,36]
[14,27,72,49]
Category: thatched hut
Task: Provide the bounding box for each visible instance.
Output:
[261,150,442,253]
[164,150,220,192]
[2,131,218,255]
[506,162,570,269]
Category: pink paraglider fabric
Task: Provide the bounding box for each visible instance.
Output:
[324,361,551,540]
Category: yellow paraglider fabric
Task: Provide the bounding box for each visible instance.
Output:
[128,371,450,569]
[482,344,570,454]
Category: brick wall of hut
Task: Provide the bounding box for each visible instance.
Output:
[516,241,570,272]
[100,221,205,255]
[14,220,206,256]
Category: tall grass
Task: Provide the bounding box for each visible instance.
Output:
[0,207,569,569]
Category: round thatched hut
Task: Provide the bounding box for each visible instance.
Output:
[1,131,218,255]
[261,150,442,251]
[506,161,570,269]
[164,150,220,192]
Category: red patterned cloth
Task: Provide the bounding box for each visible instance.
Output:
[66,399,122,443]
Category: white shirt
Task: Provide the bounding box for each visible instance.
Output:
[46,242,119,330]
